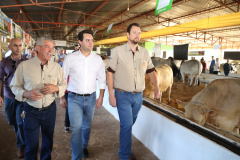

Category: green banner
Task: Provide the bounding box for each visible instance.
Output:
[106,23,114,34]
[155,0,173,16]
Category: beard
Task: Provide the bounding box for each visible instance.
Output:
[129,37,139,45]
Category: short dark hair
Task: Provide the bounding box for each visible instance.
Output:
[78,30,93,41]
[75,44,79,47]
[127,23,140,34]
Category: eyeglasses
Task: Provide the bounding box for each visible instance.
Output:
[12,60,16,70]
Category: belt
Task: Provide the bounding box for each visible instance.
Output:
[115,88,139,94]
[30,105,51,111]
[69,91,91,97]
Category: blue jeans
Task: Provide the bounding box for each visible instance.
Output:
[4,97,25,150]
[115,90,143,160]
[64,93,70,127]
[23,101,56,160]
[210,68,214,74]
[68,92,96,160]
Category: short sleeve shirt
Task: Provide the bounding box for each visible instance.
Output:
[107,42,154,92]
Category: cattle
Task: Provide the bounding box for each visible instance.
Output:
[151,57,180,78]
[143,64,173,102]
[180,60,202,86]
[177,79,240,133]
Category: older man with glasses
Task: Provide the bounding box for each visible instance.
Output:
[0,38,27,158]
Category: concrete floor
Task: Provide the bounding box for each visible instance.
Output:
[0,99,159,160]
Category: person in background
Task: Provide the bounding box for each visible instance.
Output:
[106,23,160,160]
[29,50,38,59]
[223,58,233,76]
[25,48,32,59]
[72,44,79,53]
[0,38,27,158]
[209,56,215,74]
[201,59,207,73]
[10,36,67,159]
[213,58,220,74]
[58,48,66,67]
[62,30,106,159]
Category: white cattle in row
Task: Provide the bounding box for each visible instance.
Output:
[180,60,202,86]
[143,64,173,102]
[177,79,240,133]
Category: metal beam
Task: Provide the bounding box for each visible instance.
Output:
[214,0,236,12]
[0,0,107,8]
[14,0,39,37]
[62,0,109,39]
[53,0,65,39]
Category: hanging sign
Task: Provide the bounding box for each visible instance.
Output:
[155,0,173,16]
[106,23,114,34]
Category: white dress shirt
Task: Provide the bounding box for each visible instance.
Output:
[10,56,67,108]
[62,50,106,94]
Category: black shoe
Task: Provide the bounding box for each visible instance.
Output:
[129,153,137,160]
[83,148,89,158]
[65,127,70,133]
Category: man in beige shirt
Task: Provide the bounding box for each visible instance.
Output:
[107,23,160,160]
[10,36,67,159]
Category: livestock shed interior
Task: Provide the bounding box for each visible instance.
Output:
[1,0,240,160]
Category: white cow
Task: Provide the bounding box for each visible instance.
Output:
[143,64,173,102]
[180,60,202,86]
[177,79,240,133]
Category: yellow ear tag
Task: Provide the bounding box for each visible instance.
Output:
[178,104,183,108]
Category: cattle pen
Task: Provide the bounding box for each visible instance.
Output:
[98,82,240,160]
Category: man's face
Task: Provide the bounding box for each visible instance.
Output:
[36,40,54,62]
[79,33,93,52]
[60,49,64,55]
[216,58,219,62]
[27,49,32,54]
[127,26,141,45]
[75,46,79,51]
[212,57,214,60]
[9,38,22,56]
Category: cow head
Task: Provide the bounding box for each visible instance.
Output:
[176,99,214,126]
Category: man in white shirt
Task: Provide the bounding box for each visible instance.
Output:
[10,36,67,159]
[213,58,220,74]
[62,30,106,160]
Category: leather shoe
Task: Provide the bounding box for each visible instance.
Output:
[129,153,137,160]
[17,149,24,159]
[83,148,89,158]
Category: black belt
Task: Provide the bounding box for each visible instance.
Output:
[69,91,91,97]
[30,105,51,111]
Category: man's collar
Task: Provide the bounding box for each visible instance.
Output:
[79,50,93,57]
[35,56,49,68]
[11,55,22,61]
[125,42,140,52]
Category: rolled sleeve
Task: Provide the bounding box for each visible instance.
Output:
[10,63,26,102]
[107,48,118,72]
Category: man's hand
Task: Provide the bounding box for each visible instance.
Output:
[109,94,116,107]
[154,88,160,99]
[96,97,103,109]
[40,83,58,95]
[23,87,42,100]
[60,96,67,109]
[0,97,3,108]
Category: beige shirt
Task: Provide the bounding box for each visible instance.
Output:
[107,42,154,92]
[10,56,67,108]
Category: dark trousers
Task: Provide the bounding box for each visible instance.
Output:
[4,97,25,150]
[64,93,70,127]
[213,71,219,74]
[210,68,214,74]
[23,101,56,160]
[224,72,230,76]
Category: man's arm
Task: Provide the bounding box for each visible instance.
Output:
[0,83,3,107]
[148,71,160,99]
[107,71,116,107]
[96,89,105,108]
[96,59,106,108]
